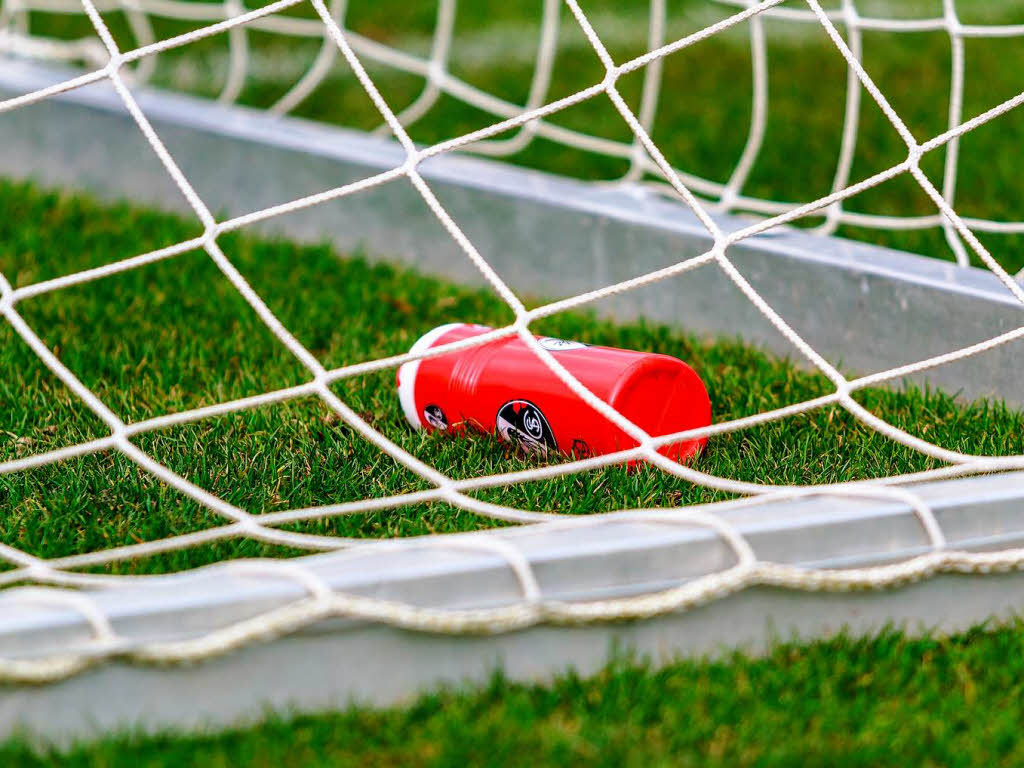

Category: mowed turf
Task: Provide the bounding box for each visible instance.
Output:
[2,178,1023,575]
[1,181,1024,768]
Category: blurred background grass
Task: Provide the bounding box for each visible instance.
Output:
[15,0,1024,272]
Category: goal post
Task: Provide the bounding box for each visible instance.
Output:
[4,468,1024,745]
[1,0,1024,745]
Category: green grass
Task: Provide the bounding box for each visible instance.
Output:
[0,178,1022,766]
[8,626,1024,766]
[2,178,1022,574]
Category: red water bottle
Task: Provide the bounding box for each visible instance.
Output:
[396,323,711,462]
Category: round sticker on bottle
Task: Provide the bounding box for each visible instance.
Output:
[538,337,587,352]
[495,400,557,455]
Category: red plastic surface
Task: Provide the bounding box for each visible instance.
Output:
[397,324,711,462]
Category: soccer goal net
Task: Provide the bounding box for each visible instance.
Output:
[1,0,1023,741]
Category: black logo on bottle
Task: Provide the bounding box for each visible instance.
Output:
[495,400,557,455]
[423,404,449,430]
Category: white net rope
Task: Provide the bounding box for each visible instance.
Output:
[0,0,1022,682]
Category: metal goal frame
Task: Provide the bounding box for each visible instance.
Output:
[0,58,1023,745]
